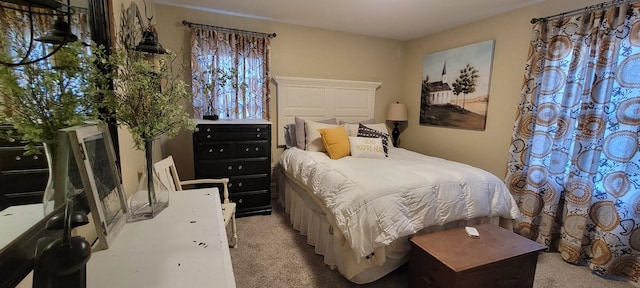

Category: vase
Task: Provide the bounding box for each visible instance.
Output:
[42,141,57,215]
[127,138,170,221]
[41,140,84,216]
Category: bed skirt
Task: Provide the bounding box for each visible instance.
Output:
[277,170,512,284]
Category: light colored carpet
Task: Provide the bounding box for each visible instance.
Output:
[228,201,634,288]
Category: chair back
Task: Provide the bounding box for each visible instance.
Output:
[154,156,183,192]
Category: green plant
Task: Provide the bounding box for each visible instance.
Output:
[197,67,248,118]
[0,41,111,154]
[103,48,195,150]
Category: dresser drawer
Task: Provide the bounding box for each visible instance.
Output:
[196,158,270,177]
[0,170,48,194]
[230,190,270,212]
[228,175,270,193]
[195,124,270,142]
[0,148,47,170]
[196,140,269,159]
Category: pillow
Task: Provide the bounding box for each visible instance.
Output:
[295,117,336,149]
[361,123,394,147]
[283,123,297,149]
[305,120,340,152]
[357,123,389,156]
[344,123,359,137]
[318,126,350,159]
[349,136,385,159]
[337,118,375,125]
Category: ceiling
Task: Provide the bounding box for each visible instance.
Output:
[156,0,544,41]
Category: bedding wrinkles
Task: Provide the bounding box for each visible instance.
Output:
[279,147,521,260]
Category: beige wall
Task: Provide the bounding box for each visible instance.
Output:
[156,1,609,181]
[156,5,406,179]
[399,0,603,178]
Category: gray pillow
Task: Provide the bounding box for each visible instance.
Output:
[294,117,336,149]
[284,123,297,149]
[337,118,375,125]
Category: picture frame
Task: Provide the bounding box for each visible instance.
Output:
[419,40,495,130]
[59,124,128,250]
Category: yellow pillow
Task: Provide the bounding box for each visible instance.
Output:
[318,126,350,159]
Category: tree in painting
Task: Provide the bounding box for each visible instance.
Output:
[452,64,479,110]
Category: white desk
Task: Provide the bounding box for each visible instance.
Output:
[87,188,236,287]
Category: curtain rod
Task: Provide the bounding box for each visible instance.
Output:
[531,0,637,23]
[181,20,277,39]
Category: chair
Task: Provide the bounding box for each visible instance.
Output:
[154,156,237,248]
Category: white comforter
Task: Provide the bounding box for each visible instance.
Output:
[279,147,521,259]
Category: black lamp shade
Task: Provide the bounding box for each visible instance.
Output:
[36,17,79,44]
[135,27,167,54]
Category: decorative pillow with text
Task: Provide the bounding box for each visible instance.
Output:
[349,137,385,159]
[357,123,389,156]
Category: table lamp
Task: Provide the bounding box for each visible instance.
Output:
[386,102,408,146]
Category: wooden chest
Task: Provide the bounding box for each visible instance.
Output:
[409,223,546,288]
[193,120,272,217]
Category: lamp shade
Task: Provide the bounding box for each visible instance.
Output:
[386,103,408,121]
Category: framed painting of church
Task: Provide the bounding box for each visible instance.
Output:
[419,40,495,130]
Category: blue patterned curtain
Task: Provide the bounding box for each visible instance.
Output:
[506,3,640,283]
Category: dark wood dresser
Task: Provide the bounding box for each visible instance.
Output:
[409,223,546,288]
[0,126,49,211]
[193,119,272,217]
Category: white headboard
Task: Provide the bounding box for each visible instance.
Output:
[273,76,382,146]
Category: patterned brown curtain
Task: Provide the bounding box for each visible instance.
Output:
[0,4,91,64]
[506,3,640,283]
[190,27,271,120]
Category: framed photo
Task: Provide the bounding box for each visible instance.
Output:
[420,40,495,130]
[60,124,128,250]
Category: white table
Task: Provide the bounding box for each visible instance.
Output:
[0,203,47,249]
[87,188,236,287]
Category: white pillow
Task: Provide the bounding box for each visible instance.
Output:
[305,120,340,152]
[295,117,336,149]
[362,123,394,147]
[344,123,359,137]
[349,137,385,158]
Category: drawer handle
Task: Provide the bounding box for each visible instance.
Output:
[33,155,38,160]
[219,148,224,153]
[238,198,243,204]
[15,156,21,161]
[206,128,211,132]
[227,166,232,170]
[256,134,260,138]
[208,149,213,153]
[229,183,233,187]
[245,148,249,152]
[207,135,211,139]
[238,182,243,187]
[238,165,243,170]
[256,128,261,132]
[255,147,259,151]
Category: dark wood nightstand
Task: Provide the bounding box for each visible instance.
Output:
[409,223,546,288]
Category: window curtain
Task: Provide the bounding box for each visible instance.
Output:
[505,3,640,283]
[0,4,91,63]
[190,27,271,120]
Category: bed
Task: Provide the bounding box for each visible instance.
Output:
[273,76,521,284]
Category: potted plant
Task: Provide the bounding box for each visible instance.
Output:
[103,9,195,220]
[195,67,247,120]
[0,40,111,213]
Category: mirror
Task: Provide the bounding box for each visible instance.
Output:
[0,0,114,285]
